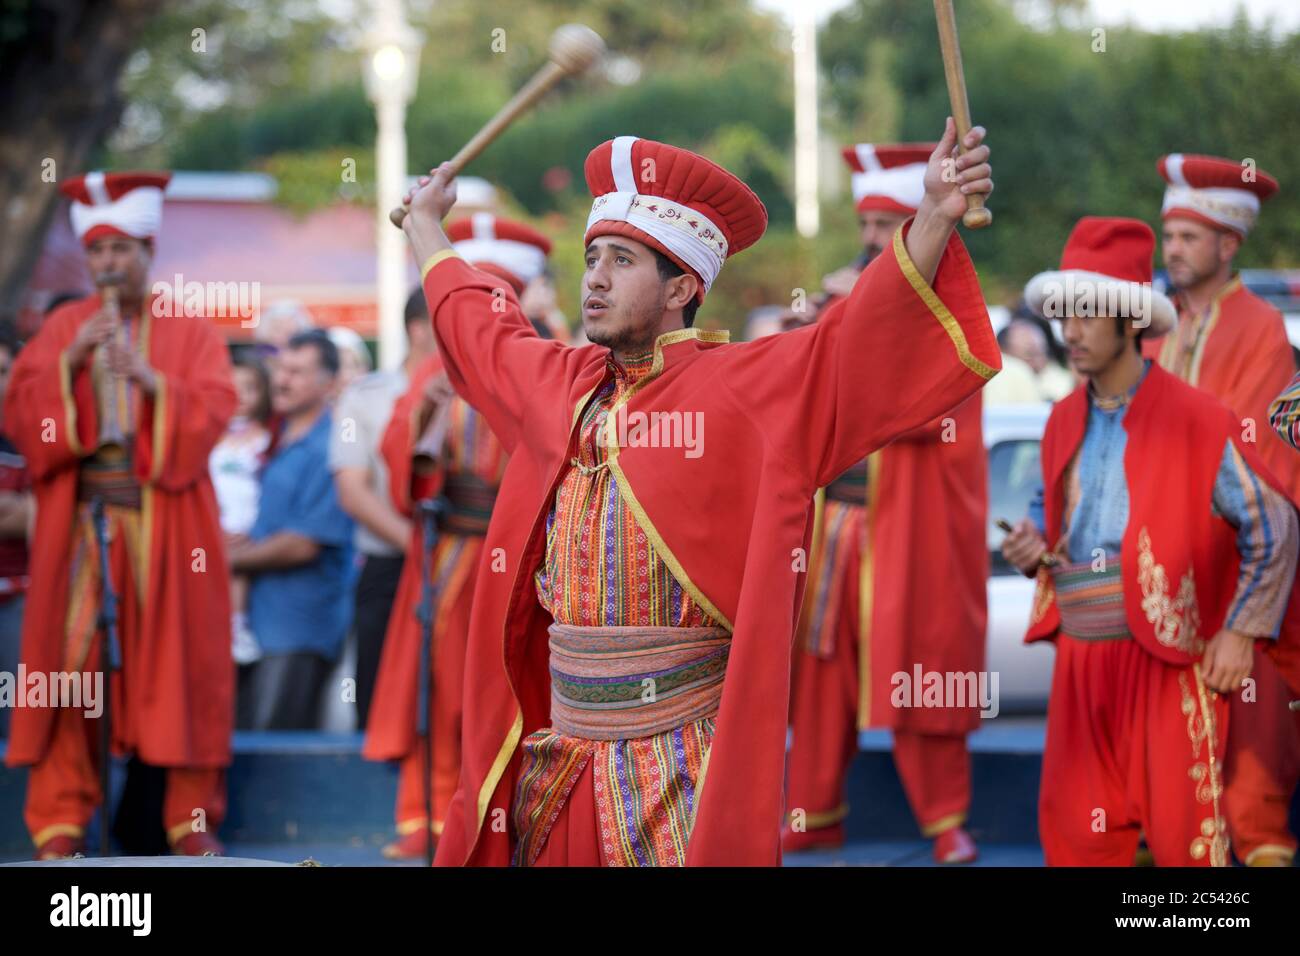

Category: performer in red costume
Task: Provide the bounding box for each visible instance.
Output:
[4,171,235,858]
[363,215,550,859]
[402,118,998,866]
[1144,154,1300,867]
[783,143,986,864]
[1005,216,1299,866]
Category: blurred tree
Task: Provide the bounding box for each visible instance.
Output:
[0,0,166,313]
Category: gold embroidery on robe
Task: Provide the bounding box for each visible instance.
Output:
[1137,527,1203,656]
[1030,564,1054,625]
[1179,670,1228,866]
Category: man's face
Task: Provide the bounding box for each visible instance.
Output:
[858,210,910,263]
[581,236,691,353]
[1004,321,1049,374]
[1162,217,1239,292]
[405,313,435,357]
[271,345,334,417]
[85,235,151,303]
[1059,311,1133,378]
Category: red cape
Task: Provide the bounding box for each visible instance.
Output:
[1145,278,1300,502]
[863,392,988,731]
[3,294,236,768]
[424,223,1001,865]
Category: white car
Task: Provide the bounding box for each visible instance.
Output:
[983,401,1054,712]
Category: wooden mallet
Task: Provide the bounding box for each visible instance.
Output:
[389,23,606,228]
[933,0,991,229]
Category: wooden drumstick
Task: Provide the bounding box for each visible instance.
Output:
[933,0,991,229]
[389,23,605,228]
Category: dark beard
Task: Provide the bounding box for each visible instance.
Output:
[584,291,668,354]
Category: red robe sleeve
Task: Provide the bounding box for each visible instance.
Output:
[2,302,99,480]
[420,255,596,452]
[379,354,446,515]
[719,222,1000,488]
[134,319,237,491]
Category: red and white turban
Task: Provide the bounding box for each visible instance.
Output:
[60,171,172,246]
[583,136,767,301]
[1158,154,1279,238]
[1024,216,1176,337]
[841,143,934,215]
[446,214,552,294]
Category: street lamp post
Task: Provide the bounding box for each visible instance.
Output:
[793,13,820,239]
[364,0,422,371]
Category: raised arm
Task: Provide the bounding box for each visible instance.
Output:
[719,122,999,488]
[401,164,585,451]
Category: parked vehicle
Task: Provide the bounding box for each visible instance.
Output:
[983,401,1054,712]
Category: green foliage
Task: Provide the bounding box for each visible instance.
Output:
[106,0,1300,313]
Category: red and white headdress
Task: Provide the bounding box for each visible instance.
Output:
[583,136,767,301]
[1157,154,1278,238]
[446,214,552,293]
[841,143,933,215]
[60,171,172,246]
[1024,216,1176,336]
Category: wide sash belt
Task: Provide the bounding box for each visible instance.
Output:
[440,472,497,536]
[76,442,141,509]
[1052,555,1131,641]
[547,623,731,741]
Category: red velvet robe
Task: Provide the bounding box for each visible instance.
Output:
[425,223,1001,866]
[1144,276,1300,861]
[860,394,988,732]
[3,294,236,769]
[363,354,507,832]
[1145,278,1300,501]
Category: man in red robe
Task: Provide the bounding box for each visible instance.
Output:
[1005,216,1299,866]
[4,172,236,858]
[1143,155,1300,866]
[363,215,548,859]
[400,119,998,867]
[783,143,985,864]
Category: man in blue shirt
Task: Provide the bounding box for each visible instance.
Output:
[229,330,354,729]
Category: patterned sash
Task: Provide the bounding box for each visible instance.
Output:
[76,443,141,509]
[1053,555,1130,641]
[547,623,730,740]
[440,472,497,536]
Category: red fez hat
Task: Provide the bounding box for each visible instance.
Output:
[1024,216,1175,335]
[446,214,552,292]
[1157,153,1278,238]
[583,136,767,301]
[60,171,172,245]
[841,143,933,215]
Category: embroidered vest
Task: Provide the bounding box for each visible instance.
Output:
[1026,363,1241,665]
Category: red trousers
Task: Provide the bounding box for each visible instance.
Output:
[786,610,971,839]
[1222,645,1300,864]
[394,733,461,839]
[26,704,225,849]
[25,505,225,850]
[1040,635,1230,866]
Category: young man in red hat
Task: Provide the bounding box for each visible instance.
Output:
[782,143,986,864]
[3,171,236,858]
[401,118,997,867]
[363,214,549,859]
[1145,154,1300,867]
[1003,216,1299,866]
